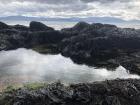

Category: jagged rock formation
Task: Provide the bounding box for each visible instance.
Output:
[60,22,140,74]
[30,21,54,31]
[0,21,65,52]
[1,79,140,105]
[0,21,140,74]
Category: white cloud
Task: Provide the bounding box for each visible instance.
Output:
[0,0,140,20]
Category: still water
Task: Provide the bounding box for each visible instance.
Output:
[0,48,139,90]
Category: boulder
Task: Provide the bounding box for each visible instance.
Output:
[29,21,54,31]
[0,22,10,30]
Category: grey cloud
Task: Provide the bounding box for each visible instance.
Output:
[81,0,132,3]
[0,0,134,4]
[0,0,139,20]
[0,0,77,4]
[29,0,134,3]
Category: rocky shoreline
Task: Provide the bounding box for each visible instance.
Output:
[1,21,140,104]
[0,21,140,74]
[60,22,140,74]
[1,79,140,105]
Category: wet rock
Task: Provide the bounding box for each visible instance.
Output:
[118,52,140,74]
[60,22,140,72]
[1,79,140,105]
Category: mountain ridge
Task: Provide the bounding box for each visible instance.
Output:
[1,16,140,23]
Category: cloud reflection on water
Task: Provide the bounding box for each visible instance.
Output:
[0,48,139,86]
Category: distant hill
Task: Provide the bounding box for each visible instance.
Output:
[0,16,140,24]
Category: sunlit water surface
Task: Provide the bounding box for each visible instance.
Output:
[0,48,139,90]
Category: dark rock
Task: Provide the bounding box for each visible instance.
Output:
[1,79,140,105]
[0,31,26,50]
[29,21,54,32]
[118,52,140,74]
[60,22,140,73]
[13,24,29,31]
[0,22,64,53]
[28,31,64,45]
[61,22,90,37]
[62,21,90,32]
[0,22,10,30]
[70,21,90,32]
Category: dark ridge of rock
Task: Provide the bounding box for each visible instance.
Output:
[0,31,26,50]
[0,22,10,30]
[62,21,90,32]
[61,21,90,37]
[61,22,140,38]
[60,35,140,69]
[71,21,90,31]
[0,29,19,35]
[60,22,140,73]
[28,31,65,45]
[0,22,65,53]
[1,79,140,105]
[25,31,66,53]
[12,24,29,31]
[30,21,54,32]
[0,30,65,52]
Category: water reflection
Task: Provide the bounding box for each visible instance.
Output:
[0,48,139,89]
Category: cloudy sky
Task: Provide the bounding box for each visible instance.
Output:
[0,0,140,20]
